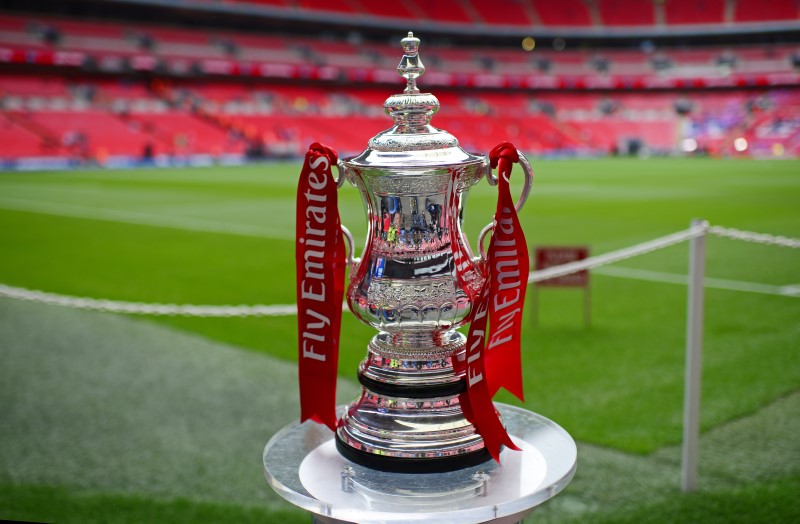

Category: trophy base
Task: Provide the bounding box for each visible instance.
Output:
[335,331,490,472]
[263,403,578,524]
[334,434,493,474]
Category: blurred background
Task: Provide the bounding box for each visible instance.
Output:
[0,0,798,167]
[0,1,798,524]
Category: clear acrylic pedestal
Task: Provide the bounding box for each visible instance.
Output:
[263,403,577,524]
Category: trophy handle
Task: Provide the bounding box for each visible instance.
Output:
[477,149,534,262]
[335,160,359,267]
[335,159,347,189]
[340,224,357,267]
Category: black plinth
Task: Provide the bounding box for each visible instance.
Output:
[334,434,493,474]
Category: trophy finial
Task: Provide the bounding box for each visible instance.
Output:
[398,31,425,94]
[383,31,439,132]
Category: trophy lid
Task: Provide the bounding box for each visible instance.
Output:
[346,32,484,169]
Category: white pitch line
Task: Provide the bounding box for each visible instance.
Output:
[594,266,798,298]
[0,197,294,240]
[779,284,800,297]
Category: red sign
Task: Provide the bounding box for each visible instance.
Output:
[534,247,590,287]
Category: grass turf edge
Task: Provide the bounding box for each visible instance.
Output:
[0,482,308,524]
[558,475,800,524]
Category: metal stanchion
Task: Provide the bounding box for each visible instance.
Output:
[682,219,707,492]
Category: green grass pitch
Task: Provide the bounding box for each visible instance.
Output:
[0,158,798,522]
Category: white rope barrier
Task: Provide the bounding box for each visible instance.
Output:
[0,224,797,316]
[0,284,298,317]
[529,224,707,283]
[708,225,800,249]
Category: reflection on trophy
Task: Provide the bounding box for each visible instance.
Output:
[332,32,534,472]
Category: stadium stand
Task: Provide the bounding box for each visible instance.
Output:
[0,1,798,166]
[1,12,795,82]
[220,0,798,27]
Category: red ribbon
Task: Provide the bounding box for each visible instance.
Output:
[459,279,521,461]
[296,143,345,431]
[452,142,529,462]
[485,142,529,401]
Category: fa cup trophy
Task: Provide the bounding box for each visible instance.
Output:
[295,32,534,473]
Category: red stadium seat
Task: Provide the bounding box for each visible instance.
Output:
[0,75,70,97]
[414,0,474,24]
[534,0,594,26]
[296,0,355,14]
[471,0,535,25]
[734,0,799,22]
[598,0,655,26]
[664,0,725,25]
[24,110,151,157]
[0,114,61,158]
[352,2,419,20]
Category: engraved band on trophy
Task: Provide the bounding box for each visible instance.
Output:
[295,32,534,473]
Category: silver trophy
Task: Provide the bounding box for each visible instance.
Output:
[335,32,533,472]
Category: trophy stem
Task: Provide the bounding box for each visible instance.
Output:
[389,330,451,348]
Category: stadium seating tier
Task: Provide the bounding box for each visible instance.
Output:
[212,0,800,26]
[1,8,798,163]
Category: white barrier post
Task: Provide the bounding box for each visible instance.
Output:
[682,219,707,492]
